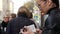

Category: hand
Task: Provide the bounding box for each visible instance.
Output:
[36,0,54,14]
[36,28,42,34]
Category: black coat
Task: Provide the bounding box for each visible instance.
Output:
[42,7,60,34]
[6,15,36,34]
[1,21,8,28]
[0,29,2,34]
[1,21,8,34]
[0,24,2,34]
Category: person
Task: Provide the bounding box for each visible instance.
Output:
[21,0,60,34]
[29,12,35,22]
[36,0,60,34]
[21,26,34,34]
[1,15,9,34]
[0,24,2,34]
[6,6,36,34]
[9,13,16,20]
[21,26,41,34]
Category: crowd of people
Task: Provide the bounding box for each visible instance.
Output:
[0,0,60,34]
[0,13,16,34]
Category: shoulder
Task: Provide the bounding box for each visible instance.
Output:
[49,8,60,16]
[9,17,35,25]
[9,17,34,23]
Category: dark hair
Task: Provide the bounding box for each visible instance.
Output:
[52,0,59,8]
[17,6,31,18]
[11,13,16,18]
[29,12,33,19]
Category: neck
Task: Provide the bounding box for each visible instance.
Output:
[18,13,28,18]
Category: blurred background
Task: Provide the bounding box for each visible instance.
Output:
[0,0,33,19]
[0,0,41,26]
[0,0,60,27]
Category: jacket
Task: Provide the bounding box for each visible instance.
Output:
[1,21,8,34]
[0,24,2,34]
[1,21,8,28]
[42,7,60,34]
[6,14,36,34]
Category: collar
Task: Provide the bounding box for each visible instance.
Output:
[17,13,28,18]
[47,7,58,14]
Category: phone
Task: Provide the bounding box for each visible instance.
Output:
[27,24,36,32]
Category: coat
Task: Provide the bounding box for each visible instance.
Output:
[0,24,2,34]
[1,21,8,34]
[1,21,8,28]
[42,7,60,34]
[6,15,36,34]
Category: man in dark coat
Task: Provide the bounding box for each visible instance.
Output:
[6,6,36,34]
[1,15,9,34]
[36,0,60,34]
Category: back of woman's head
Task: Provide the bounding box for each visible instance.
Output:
[17,6,31,18]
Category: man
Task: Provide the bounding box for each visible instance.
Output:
[21,0,60,34]
[6,6,36,34]
[1,15,9,34]
[0,24,2,34]
[9,13,16,20]
[21,26,41,34]
[36,0,60,34]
